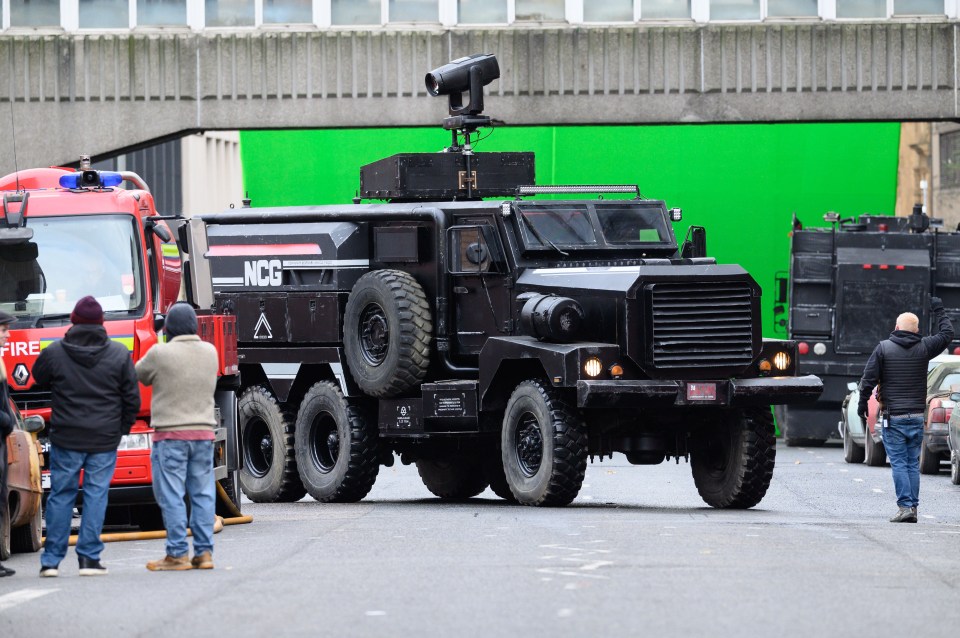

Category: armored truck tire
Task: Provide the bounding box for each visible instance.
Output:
[842,419,865,464]
[238,386,307,503]
[9,501,42,553]
[482,450,517,503]
[919,443,940,475]
[864,428,886,467]
[294,382,379,503]
[416,457,489,500]
[343,270,432,398]
[501,380,588,507]
[691,407,776,509]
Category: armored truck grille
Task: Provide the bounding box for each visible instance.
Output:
[649,282,754,368]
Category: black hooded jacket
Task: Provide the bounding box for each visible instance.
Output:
[32,324,140,453]
[858,306,954,416]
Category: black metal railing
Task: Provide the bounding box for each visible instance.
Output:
[11,389,52,411]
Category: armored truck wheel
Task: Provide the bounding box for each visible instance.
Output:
[691,407,775,509]
[501,380,587,507]
[294,381,379,503]
[482,451,517,503]
[343,269,432,398]
[10,501,42,553]
[864,428,886,467]
[416,457,489,500]
[239,386,306,503]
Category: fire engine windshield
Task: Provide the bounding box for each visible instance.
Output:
[516,201,674,250]
[0,215,144,322]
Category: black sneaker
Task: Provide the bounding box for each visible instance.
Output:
[0,562,15,577]
[39,566,59,578]
[78,556,108,576]
[890,507,918,523]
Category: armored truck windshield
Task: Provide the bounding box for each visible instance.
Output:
[515,200,676,252]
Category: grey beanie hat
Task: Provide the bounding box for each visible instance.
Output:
[165,303,198,338]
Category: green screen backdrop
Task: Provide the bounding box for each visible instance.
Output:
[239,123,901,336]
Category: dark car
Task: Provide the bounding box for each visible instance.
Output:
[946,390,960,484]
[1,399,44,559]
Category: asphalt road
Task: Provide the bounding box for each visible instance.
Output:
[1,443,959,638]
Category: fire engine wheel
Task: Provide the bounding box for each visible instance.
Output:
[951,452,960,486]
[864,428,887,467]
[10,501,42,554]
[842,418,865,464]
[501,380,587,507]
[343,270,432,398]
[294,381,379,503]
[919,443,941,475]
[691,407,776,509]
[239,386,306,503]
[0,504,10,561]
[416,457,489,500]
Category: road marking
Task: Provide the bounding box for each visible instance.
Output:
[872,488,884,493]
[923,515,935,519]
[0,589,57,613]
[746,534,760,537]
[839,469,849,473]
[365,611,387,617]
[854,478,864,482]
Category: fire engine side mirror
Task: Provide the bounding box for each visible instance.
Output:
[146,220,172,243]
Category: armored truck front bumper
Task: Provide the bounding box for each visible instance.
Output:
[576,375,823,409]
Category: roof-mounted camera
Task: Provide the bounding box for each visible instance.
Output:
[360,53,534,202]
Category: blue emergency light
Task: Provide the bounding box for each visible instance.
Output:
[59,170,123,190]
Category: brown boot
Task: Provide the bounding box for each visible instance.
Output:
[147,555,193,571]
[191,551,214,570]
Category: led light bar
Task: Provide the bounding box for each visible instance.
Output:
[515,185,640,196]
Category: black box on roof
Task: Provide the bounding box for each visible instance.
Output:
[360,152,535,201]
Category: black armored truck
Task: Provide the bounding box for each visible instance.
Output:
[202,54,822,508]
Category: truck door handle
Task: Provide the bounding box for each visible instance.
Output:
[453,286,469,294]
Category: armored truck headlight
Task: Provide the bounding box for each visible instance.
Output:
[583,357,603,378]
[772,351,791,371]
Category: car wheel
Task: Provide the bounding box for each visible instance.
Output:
[951,452,960,486]
[843,418,865,464]
[864,428,886,467]
[10,500,42,553]
[919,441,941,475]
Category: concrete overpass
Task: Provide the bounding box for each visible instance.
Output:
[1,21,958,174]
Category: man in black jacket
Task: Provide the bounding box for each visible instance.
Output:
[858,296,954,523]
[32,297,140,576]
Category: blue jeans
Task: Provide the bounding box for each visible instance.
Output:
[151,440,215,558]
[883,415,924,508]
[42,445,117,568]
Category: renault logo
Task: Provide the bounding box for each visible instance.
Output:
[12,363,29,386]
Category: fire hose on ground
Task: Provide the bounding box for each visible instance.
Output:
[42,481,253,546]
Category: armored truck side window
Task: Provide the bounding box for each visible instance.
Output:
[596,205,672,245]
[447,224,505,274]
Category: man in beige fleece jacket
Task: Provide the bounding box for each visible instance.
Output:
[136,303,220,571]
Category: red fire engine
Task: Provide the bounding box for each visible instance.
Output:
[0,158,241,528]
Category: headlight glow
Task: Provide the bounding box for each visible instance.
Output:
[772,352,791,371]
[583,357,603,378]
